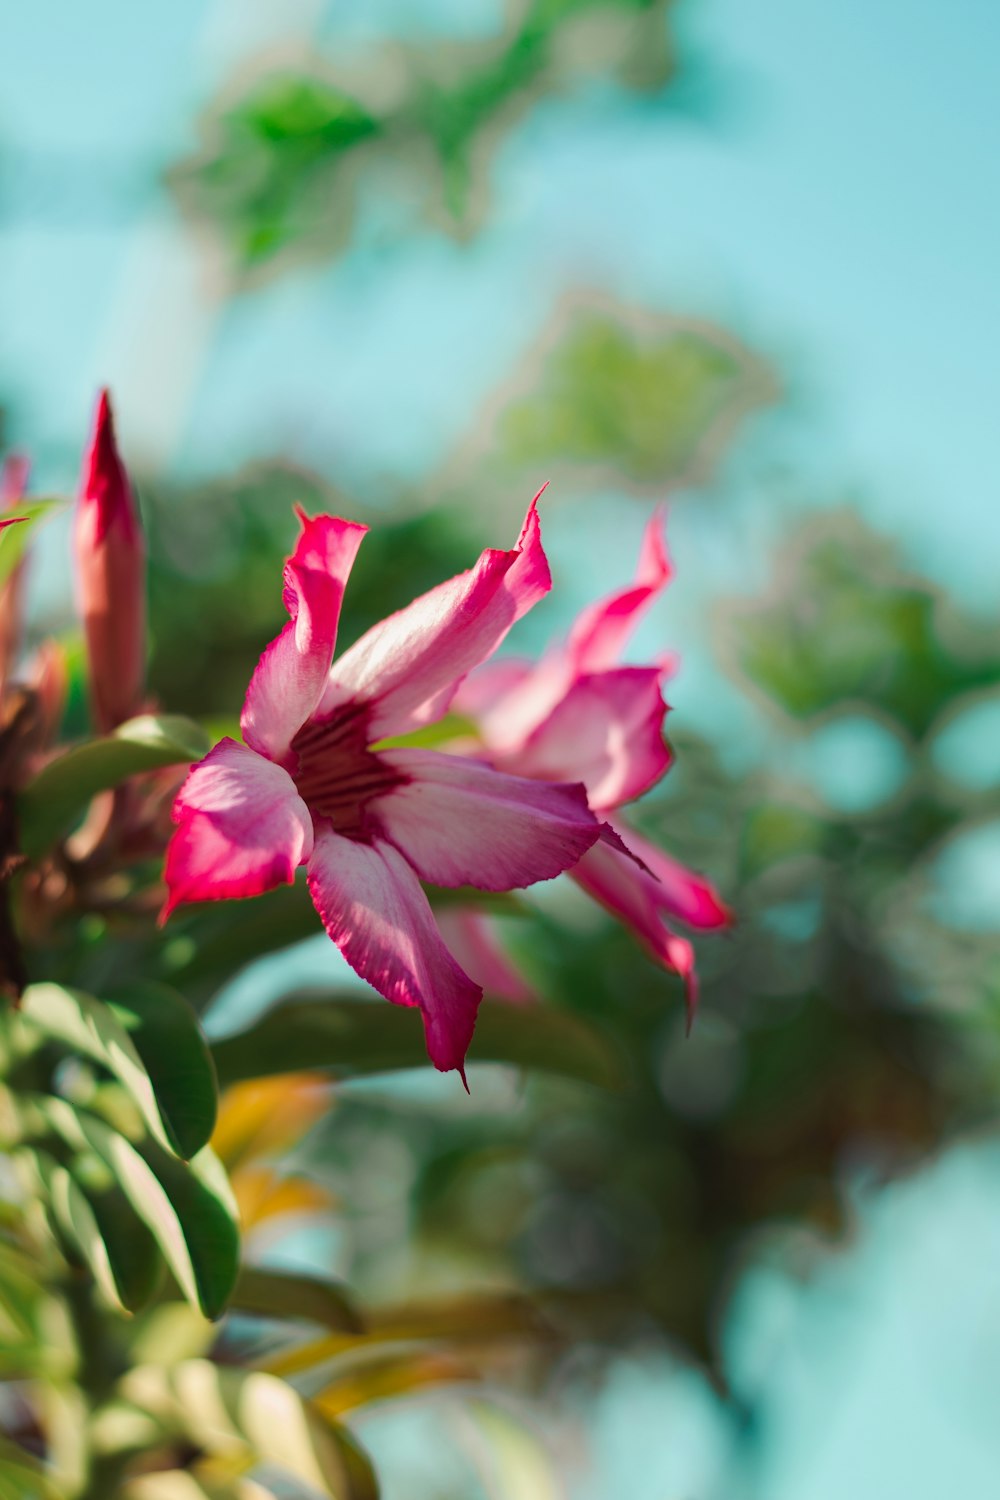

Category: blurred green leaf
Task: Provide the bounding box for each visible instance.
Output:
[0,1436,60,1500]
[18,714,210,859]
[231,1266,363,1334]
[0,499,63,589]
[725,512,1000,735]
[17,982,217,1160]
[213,995,625,1090]
[119,1360,378,1500]
[122,1475,270,1500]
[171,0,680,277]
[8,1093,239,1320]
[499,308,774,489]
[18,1146,159,1315]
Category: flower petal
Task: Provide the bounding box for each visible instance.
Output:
[606,817,732,930]
[454,651,570,757]
[569,834,711,1025]
[566,507,672,673]
[451,657,533,722]
[371,748,600,890]
[306,828,481,1075]
[162,738,313,919]
[242,511,368,764]
[513,667,671,811]
[322,495,550,740]
[435,907,536,1004]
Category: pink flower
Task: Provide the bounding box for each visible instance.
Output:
[75,391,147,733]
[455,509,730,1024]
[163,499,603,1076]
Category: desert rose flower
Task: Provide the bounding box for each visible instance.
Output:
[163,499,604,1076]
[75,390,147,733]
[454,509,730,1023]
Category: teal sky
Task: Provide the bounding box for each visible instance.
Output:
[3,2,1000,1495]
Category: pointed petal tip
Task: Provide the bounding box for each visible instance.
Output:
[293,503,369,540]
[90,388,116,458]
[641,504,673,586]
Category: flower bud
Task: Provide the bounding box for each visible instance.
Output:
[0,454,30,698]
[75,391,147,733]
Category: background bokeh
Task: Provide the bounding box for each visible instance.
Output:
[4,0,1000,1494]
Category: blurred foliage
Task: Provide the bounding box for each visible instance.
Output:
[144,463,478,720]
[493,302,775,492]
[727,510,1000,734]
[170,0,681,277]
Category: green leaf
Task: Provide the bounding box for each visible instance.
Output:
[231,1267,364,1334]
[0,1435,60,1500]
[212,994,624,1089]
[121,1474,268,1500]
[18,713,211,859]
[164,882,320,991]
[10,1094,240,1320]
[18,1146,159,1314]
[119,1360,378,1500]
[0,499,63,589]
[18,981,217,1159]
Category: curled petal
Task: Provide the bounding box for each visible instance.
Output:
[322,494,550,740]
[566,507,672,673]
[435,907,535,1004]
[513,667,671,811]
[570,832,720,1026]
[451,656,533,722]
[163,738,313,919]
[370,748,600,891]
[455,651,570,758]
[607,817,732,930]
[307,829,481,1076]
[242,511,368,764]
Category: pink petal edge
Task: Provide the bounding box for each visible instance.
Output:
[370,747,601,891]
[565,506,672,674]
[162,738,313,920]
[306,828,482,1078]
[512,666,672,812]
[322,494,551,741]
[242,512,368,764]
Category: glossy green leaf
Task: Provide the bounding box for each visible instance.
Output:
[11,1094,239,1320]
[18,713,211,859]
[213,994,625,1090]
[120,1360,378,1500]
[18,981,217,1159]
[17,1145,156,1314]
[231,1266,363,1334]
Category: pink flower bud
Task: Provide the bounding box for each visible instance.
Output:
[75,391,147,733]
[0,453,31,697]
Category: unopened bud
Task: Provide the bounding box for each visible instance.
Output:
[0,454,30,697]
[75,391,147,733]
